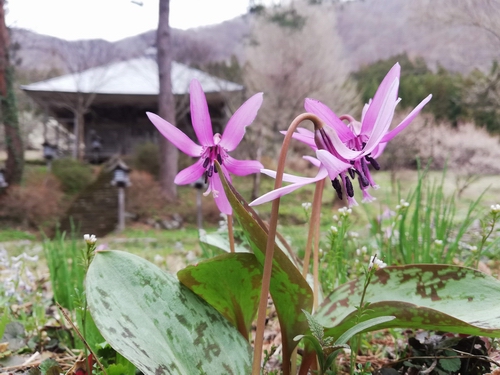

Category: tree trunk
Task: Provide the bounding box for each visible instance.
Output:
[157,0,178,200]
[0,0,24,184]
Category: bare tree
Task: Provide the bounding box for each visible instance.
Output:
[157,0,178,200]
[48,41,122,160]
[244,1,359,158]
[0,0,23,184]
[420,0,500,45]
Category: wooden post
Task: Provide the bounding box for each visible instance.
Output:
[117,186,125,232]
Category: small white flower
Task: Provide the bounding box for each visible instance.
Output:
[84,234,97,244]
[330,226,338,233]
[434,239,443,247]
[491,204,500,214]
[368,255,387,270]
[332,215,339,221]
[302,202,312,210]
[470,245,478,252]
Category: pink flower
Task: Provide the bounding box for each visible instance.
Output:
[147,79,263,214]
[253,63,432,207]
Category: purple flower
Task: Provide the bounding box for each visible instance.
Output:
[306,62,431,205]
[253,63,432,207]
[147,79,264,214]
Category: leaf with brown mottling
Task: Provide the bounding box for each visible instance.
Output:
[316,264,500,339]
[217,165,314,364]
[177,252,262,338]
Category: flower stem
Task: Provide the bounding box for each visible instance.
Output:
[227,214,235,253]
[252,113,324,375]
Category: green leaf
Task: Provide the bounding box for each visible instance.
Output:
[439,354,460,372]
[86,250,252,375]
[217,166,314,360]
[334,316,395,345]
[316,264,500,338]
[177,252,262,337]
[199,230,249,255]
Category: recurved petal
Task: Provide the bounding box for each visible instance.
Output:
[249,168,328,207]
[361,63,401,135]
[281,128,317,150]
[380,94,432,143]
[224,156,263,176]
[190,79,214,146]
[146,112,202,157]
[211,174,233,215]
[305,98,353,142]
[174,159,205,185]
[315,150,351,180]
[221,93,264,151]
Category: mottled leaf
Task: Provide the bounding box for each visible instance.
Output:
[316,264,500,338]
[86,250,252,375]
[199,230,249,255]
[177,252,262,337]
[217,165,314,361]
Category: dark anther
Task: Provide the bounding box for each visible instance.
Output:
[355,169,369,187]
[345,176,354,198]
[348,168,356,179]
[217,154,223,165]
[350,160,355,165]
[204,172,208,184]
[207,165,213,177]
[361,158,370,177]
[203,158,210,168]
[365,155,380,170]
[331,178,343,200]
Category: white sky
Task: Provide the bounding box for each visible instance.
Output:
[6,0,260,42]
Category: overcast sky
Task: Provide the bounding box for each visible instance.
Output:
[6,0,262,42]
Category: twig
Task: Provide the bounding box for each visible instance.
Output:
[57,302,108,375]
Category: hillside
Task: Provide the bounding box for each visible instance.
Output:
[11,0,499,80]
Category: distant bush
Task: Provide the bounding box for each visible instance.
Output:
[0,170,63,229]
[353,53,466,126]
[132,142,161,179]
[51,158,94,195]
[126,170,167,219]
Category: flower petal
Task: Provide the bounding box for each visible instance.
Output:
[250,167,328,206]
[281,128,317,150]
[224,156,263,176]
[315,150,351,180]
[174,159,205,185]
[361,62,400,135]
[359,78,400,155]
[220,93,264,151]
[190,79,214,146]
[211,173,233,215]
[380,94,432,143]
[305,98,353,142]
[146,112,202,157]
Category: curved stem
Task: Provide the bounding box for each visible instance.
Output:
[227,214,235,253]
[312,179,325,310]
[302,178,326,309]
[252,113,324,375]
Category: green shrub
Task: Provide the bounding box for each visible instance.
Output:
[51,158,94,194]
[132,142,160,179]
